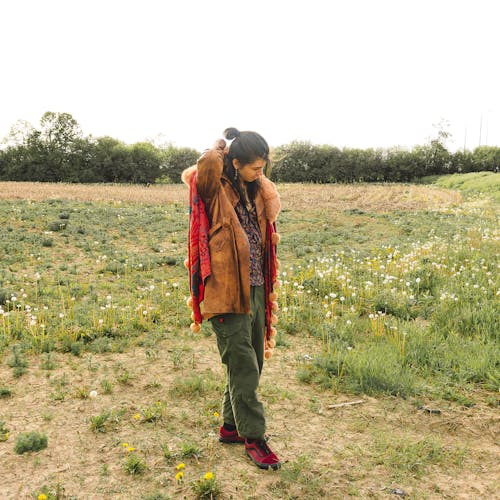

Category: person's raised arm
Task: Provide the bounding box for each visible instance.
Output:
[196,139,226,203]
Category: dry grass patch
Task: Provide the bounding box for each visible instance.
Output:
[0,181,462,211]
[0,182,186,205]
[278,183,462,212]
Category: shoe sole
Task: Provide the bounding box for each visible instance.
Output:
[219,435,269,444]
[246,451,281,470]
[219,437,245,444]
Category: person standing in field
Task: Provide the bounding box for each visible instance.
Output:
[182,127,282,470]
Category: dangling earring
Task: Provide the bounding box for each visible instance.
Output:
[234,168,238,180]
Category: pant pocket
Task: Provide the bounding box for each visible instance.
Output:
[210,315,237,340]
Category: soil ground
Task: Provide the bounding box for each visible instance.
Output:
[1,331,498,499]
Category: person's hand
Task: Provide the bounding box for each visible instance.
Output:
[213,138,226,151]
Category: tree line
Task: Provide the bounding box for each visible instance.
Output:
[0,112,199,184]
[1,112,498,184]
[271,141,500,183]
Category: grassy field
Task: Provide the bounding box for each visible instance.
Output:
[421,171,500,202]
[0,175,498,499]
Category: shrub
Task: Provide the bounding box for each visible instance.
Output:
[0,387,12,398]
[14,431,48,454]
[0,289,12,306]
[48,221,67,232]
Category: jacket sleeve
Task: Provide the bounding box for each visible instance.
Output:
[196,142,225,204]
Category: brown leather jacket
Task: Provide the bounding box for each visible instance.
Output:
[182,142,280,318]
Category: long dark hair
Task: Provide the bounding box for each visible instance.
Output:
[223,127,270,204]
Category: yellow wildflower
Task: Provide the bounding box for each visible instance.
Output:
[127,447,136,452]
[133,413,141,420]
[204,472,214,480]
[38,495,48,500]
[122,442,129,447]
[175,471,184,482]
[213,411,219,418]
[176,462,186,470]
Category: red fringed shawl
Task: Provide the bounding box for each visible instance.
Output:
[188,172,211,324]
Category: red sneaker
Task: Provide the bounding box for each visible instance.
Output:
[219,426,245,444]
[245,439,281,470]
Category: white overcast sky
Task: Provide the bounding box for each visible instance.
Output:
[1,0,499,152]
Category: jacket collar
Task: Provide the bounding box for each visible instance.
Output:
[222,175,272,222]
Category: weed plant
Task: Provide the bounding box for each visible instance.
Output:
[0,421,9,441]
[7,345,28,377]
[89,411,111,433]
[123,453,147,475]
[191,473,222,499]
[0,387,12,398]
[180,442,203,459]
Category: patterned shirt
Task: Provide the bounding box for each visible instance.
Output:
[235,201,264,286]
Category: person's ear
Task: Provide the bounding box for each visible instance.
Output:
[232,158,241,170]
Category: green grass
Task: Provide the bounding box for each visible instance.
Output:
[421,171,500,201]
[0,178,498,499]
[0,179,498,405]
[279,176,499,401]
[370,433,466,479]
[0,199,187,356]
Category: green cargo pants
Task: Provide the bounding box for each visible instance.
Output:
[210,285,266,440]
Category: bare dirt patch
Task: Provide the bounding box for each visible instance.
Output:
[1,332,498,499]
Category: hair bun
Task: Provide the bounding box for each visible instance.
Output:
[223,127,241,140]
